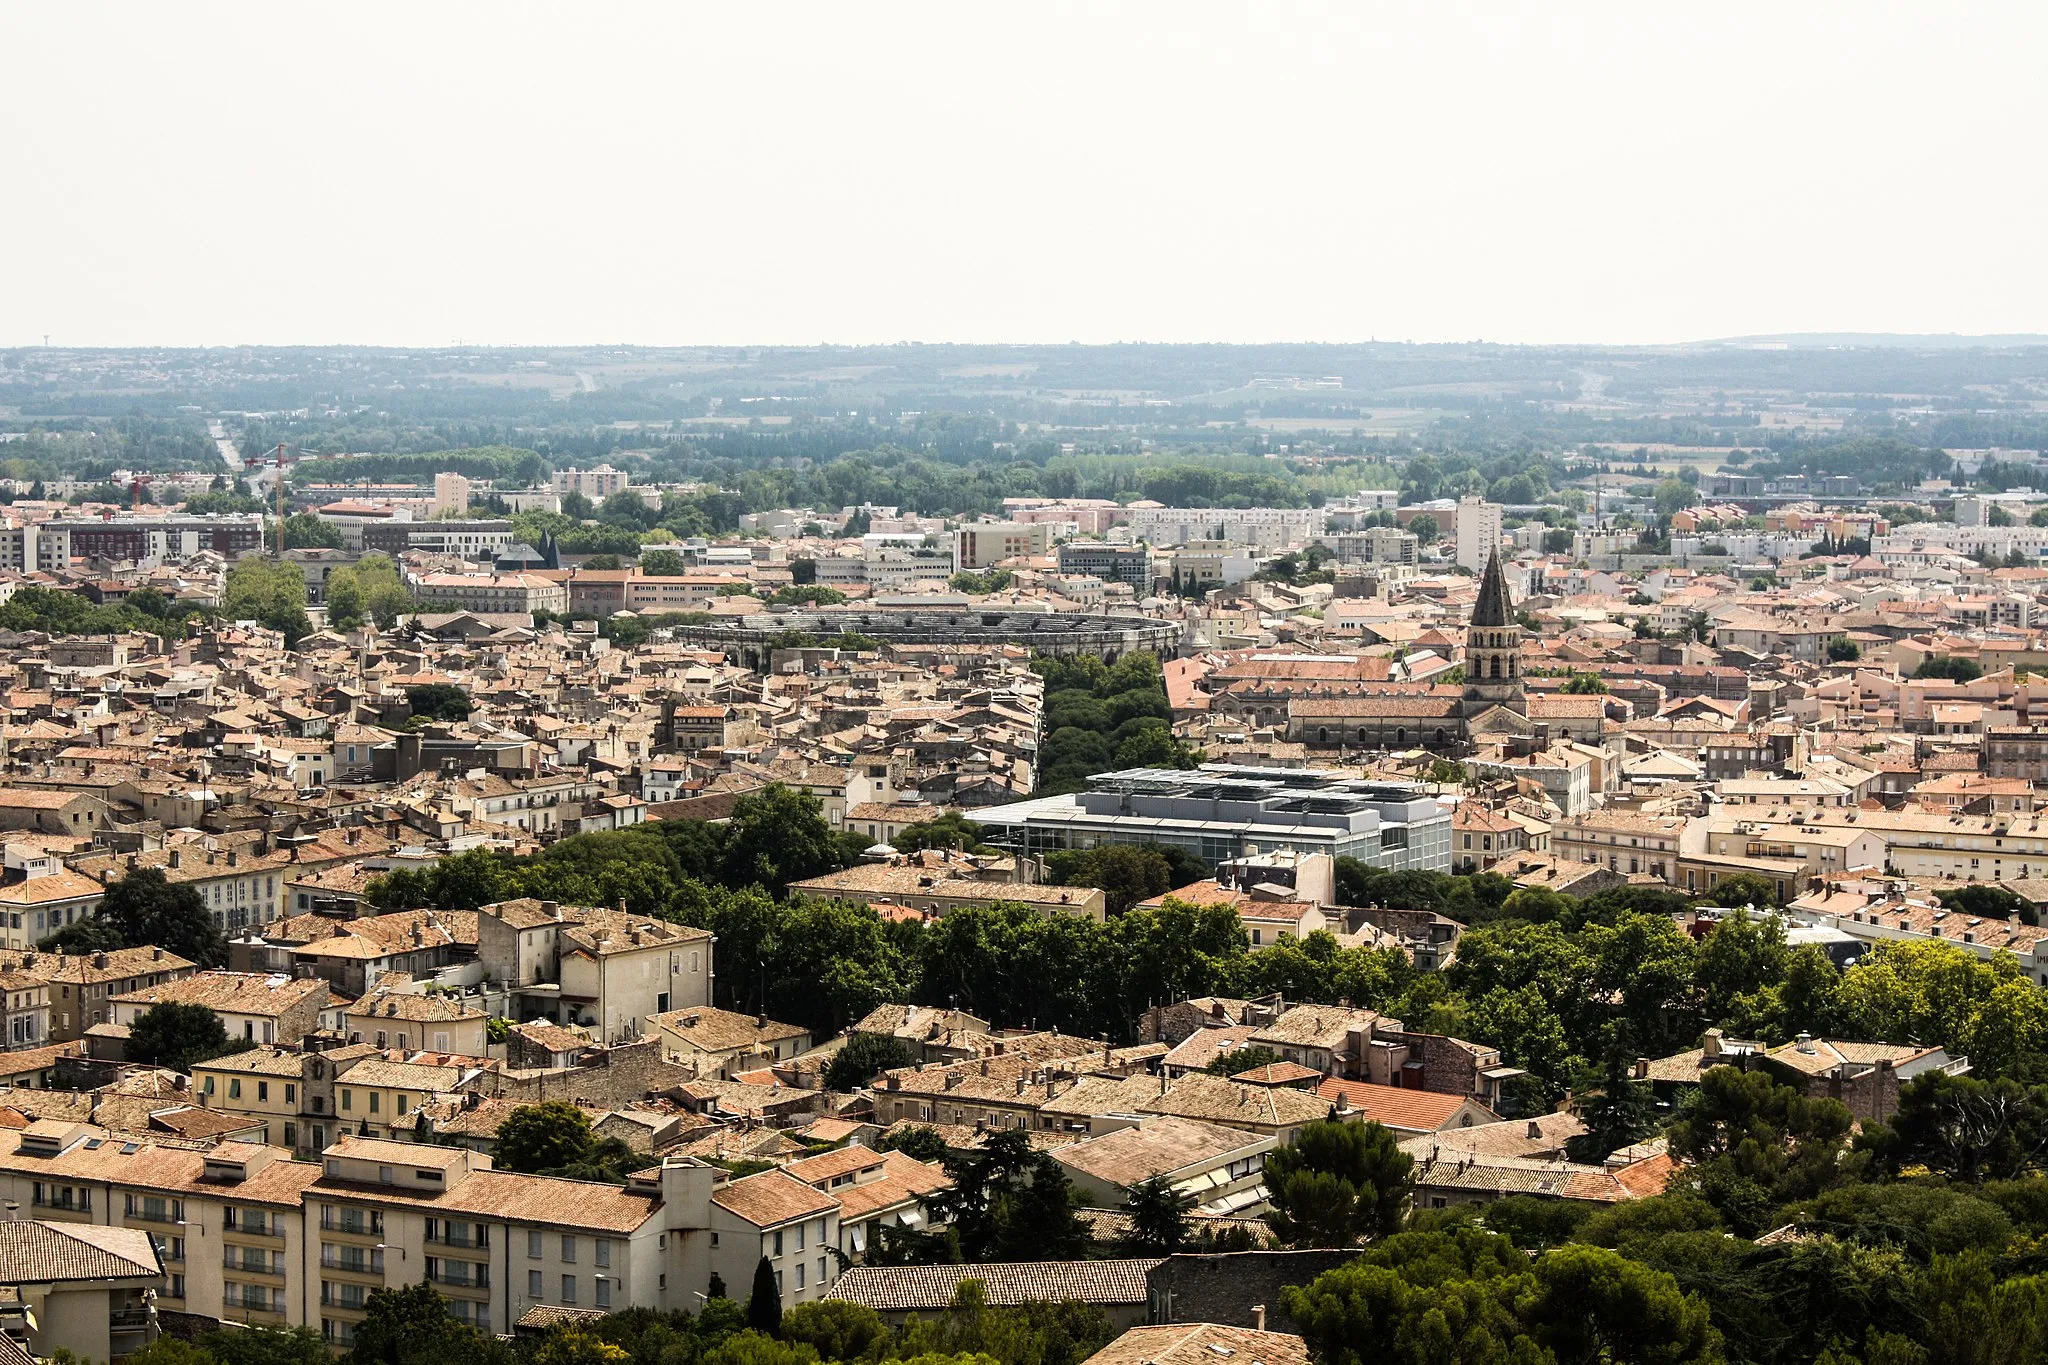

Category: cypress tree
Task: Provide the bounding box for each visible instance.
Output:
[746,1255,782,1336]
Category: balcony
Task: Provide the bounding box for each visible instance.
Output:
[224,1251,286,1278]
[319,1210,383,1238]
[426,1262,490,1293]
[226,1216,285,1239]
[319,1248,384,1276]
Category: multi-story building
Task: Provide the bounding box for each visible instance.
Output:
[110,971,331,1047]
[4,946,198,1043]
[0,1125,863,1339]
[1318,527,1419,566]
[953,522,1050,569]
[1124,507,1322,549]
[1056,542,1153,590]
[361,520,513,560]
[411,573,568,616]
[551,467,632,500]
[474,901,715,1041]
[1453,497,1504,574]
[0,514,265,570]
[864,544,956,592]
[973,765,1452,873]
[72,844,297,936]
[1553,810,1690,883]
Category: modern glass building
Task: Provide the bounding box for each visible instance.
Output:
[972,765,1452,873]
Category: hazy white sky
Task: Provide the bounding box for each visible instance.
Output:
[3,2,2043,348]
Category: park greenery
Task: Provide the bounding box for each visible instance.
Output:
[1032,653,1198,795]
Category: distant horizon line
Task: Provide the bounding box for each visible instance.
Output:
[7,331,2048,354]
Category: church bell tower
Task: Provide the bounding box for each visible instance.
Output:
[1461,550,1527,718]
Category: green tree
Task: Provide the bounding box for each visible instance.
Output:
[496,1101,595,1173]
[1264,1119,1413,1247]
[1408,513,1440,546]
[50,865,226,966]
[281,512,343,549]
[1206,1046,1285,1077]
[1047,844,1176,916]
[341,1282,498,1365]
[406,683,472,722]
[894,812,990,855]
[722,785,847,891]
[1562,672,1610,694]
[638,548,685,576]
[1654,479,1700,517]
[873,1128,946,1168]
[1827,637,1860,662]
[1567,1053,1658,1164]
[924,1129,1089,1262]
[1914,655,1983,682]
[1666,1066,1856,1234]
[1522,1244,1722,1365]
[222,556,313,647]
[779,1300,887,1362]
[746,1256,783,1336]
[1881,1070,2048,1183]
[823,1032,912,1091]
[1124,1175,1195,1254]
[127,1002,235,1071]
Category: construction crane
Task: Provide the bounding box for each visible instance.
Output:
[243,443,308,558]
[128,474,153,511]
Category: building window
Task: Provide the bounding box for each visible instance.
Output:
[529,1270,543,1299]
[561,1275,576,1305]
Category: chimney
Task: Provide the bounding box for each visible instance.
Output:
[616,897,628,915]
[1633,1057,1648,1080]
[93,952,109,969]
[1795,1032,1816,1054]
[169,850,183,870]
[1702,1028,1723,1059]
[1526,1119,1542,1140]
[1251,1306,1266,1333]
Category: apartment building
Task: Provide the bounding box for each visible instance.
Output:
[864,544,956,591]
[1124,507,1322,549]
[954,522,1050,569]
[412,573,568,616]
[0,1123,868,1342]
[110,971,330,1047]
[1453,497,1504,574]
[341,990,489,1057]
[0,871,105,951]
[360,520,513,560]
[71,845,295,936]
[649,1007,810,1080]
[1552,810,1689,882]
[552,467,632,500]
[1056,542,1153,590]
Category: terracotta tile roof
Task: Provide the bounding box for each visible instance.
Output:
[1317,1078,1492,1132]
[1083,1324,1310,1365]
[1053,1118,1268,1188]
[0,1221,160,1282]
[829,1258,1162,1312]
[712,1168,839,1228]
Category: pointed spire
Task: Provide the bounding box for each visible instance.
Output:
[1472,550,1515,628]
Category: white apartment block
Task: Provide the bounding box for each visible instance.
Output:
[1454,497,1504,573]
[1124,507,1323,549]
[551,467,633,500]
[864,543,956,591]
